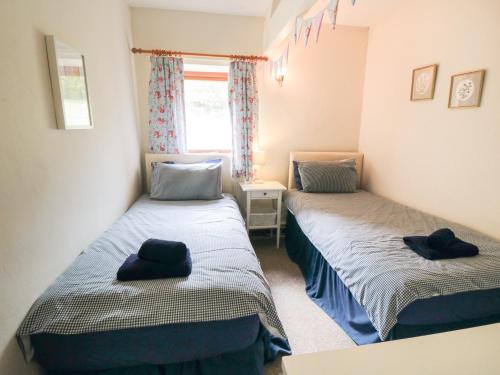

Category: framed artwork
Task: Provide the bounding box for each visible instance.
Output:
[410,64,438,101]
[448,70,486,109]
[45,35,93,129]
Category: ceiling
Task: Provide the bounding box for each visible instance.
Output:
[128,0,272,17]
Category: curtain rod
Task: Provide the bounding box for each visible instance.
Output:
[131,48,268,62]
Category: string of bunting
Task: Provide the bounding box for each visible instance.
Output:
[266,0,357,82]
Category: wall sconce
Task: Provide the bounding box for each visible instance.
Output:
[274,65,286,87]
[275,73,284,87]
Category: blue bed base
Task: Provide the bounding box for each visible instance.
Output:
[285,211,500,345]
[32,315,290,375]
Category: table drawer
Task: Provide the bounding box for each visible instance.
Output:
[250,190,279,199]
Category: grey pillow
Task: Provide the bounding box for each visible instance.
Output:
[298,159,357,193]
[151,161,223,200]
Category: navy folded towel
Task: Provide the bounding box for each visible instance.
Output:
[404,228,479,260]
[117,253,192,281]
[138,239,188,264]
[427,228,455,250]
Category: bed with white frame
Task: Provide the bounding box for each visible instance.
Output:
[17,153,289,375]
[285,151,500,345]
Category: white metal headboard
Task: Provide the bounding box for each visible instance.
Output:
[288,151,364,190]
[144,153,233,194]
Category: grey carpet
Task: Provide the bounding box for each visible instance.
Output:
[252,237,356,375]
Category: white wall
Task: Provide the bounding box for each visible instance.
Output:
[359,0,500,239]
[0,0,141,373]
[259,25,369,185]
[131,7,265,155]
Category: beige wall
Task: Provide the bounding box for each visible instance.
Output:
[359,0,500,239]
[131,8,265,155]
[259,25,369,184]
[0,0,141,373]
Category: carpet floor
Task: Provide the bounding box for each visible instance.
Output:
[252,237,356,375]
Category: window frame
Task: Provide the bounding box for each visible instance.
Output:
[185,71,228,82]
[184,70,231,153]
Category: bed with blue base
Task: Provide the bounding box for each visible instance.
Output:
[285,152,500,345]
[17,154,289,375]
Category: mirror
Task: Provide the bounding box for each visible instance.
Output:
[45,35,93,129]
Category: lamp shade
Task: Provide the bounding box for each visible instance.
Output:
[253,150,267,166]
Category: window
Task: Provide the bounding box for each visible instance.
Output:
[184,63,231,152]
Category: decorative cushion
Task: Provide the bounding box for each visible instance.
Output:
[298,159,357,193]
[151,161,223,200]
[292,161,303,191]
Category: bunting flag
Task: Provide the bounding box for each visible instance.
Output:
[280,44,289,78]
[283,44,289,67]
[273,59,281,79]
[352,0,356,5]
[312,10,324,43]
[326,0,340,29]
[293,16,303,44]
[303,17,313,46]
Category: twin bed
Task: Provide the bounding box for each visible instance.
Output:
[18,151,500,374]
[285,151,500,344]
[18,154,289,375]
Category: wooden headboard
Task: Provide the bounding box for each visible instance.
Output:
[288,151,364,190]
[144,153,233,194]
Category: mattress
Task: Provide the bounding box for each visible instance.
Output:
[285,190,500,340]
[18,194,288,369]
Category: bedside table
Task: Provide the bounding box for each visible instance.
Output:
[239,181,287,248]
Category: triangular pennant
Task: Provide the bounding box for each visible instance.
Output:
[277,44,289,77]
[293,17,303,44]
[303,18,313,46]
[283,44,289,67]
[273,59,280,79]
[326,0,340,29]
[312,10,324,43]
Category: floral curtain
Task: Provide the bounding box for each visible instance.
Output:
[228,60,258,180]
[148,56,186,154]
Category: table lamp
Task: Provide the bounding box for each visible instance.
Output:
[253,150,267,184]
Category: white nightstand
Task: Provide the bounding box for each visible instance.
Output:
[239,181,287,248]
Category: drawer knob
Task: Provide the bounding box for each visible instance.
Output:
[263,192,267,195]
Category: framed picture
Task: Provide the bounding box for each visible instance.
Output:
[448,69,486,109]
[45,35,93,129]
[410,64,438,101]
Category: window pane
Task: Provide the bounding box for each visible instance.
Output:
[184,80,231,151]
